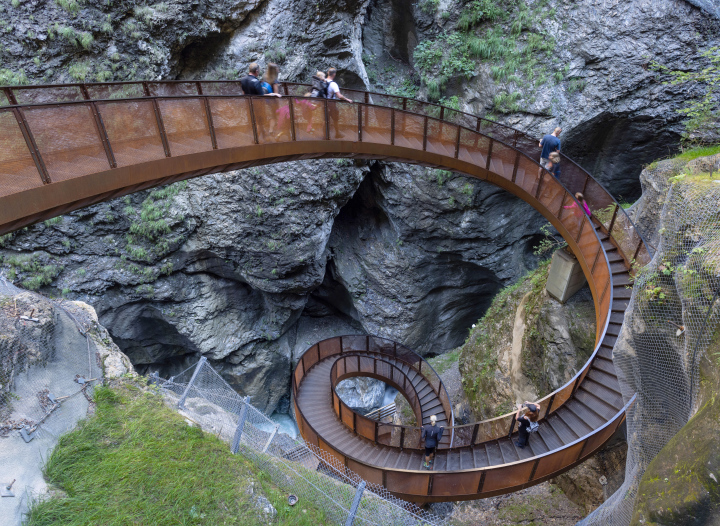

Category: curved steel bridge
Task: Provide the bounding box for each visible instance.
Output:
[0,80,650,503]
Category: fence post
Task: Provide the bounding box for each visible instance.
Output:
[178,356,207,409]
[344,481,366,526]
[231,396,251,454]
[262,424,279,453]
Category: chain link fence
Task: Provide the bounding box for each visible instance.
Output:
[580,181,720,524]
[157,357,446,526]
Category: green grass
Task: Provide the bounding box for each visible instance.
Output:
[428,348,460,375]
[646,144,720,171]
[26,382,331,526]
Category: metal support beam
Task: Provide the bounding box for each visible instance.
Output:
[178,356,206,409]
[344,481,366,526]
[231,396,251,454]
[262,424,279,453]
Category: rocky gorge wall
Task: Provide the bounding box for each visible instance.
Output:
[1,0,718,412]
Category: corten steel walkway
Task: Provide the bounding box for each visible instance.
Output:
[0,80,650,503]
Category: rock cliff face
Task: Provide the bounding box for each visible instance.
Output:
[1,0,718,412]
[0,159,546,412]
[459,260,597,420]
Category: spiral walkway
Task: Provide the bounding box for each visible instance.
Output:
[0,80,650,503]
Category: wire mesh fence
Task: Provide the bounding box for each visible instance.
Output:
[0,275,103,442]
[580,181,720,524]
[157,358,446,526]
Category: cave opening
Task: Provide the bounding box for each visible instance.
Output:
[563,113,682,201]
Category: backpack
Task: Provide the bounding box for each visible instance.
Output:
[310,75,328,98]
[261,81,272,95]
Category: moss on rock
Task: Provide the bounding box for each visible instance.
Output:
[631,339,720,526]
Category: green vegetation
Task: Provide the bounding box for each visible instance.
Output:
[68,61,90,81]
[460,261,550,418]
[413,0,562,105]
[55,0,83,15]
[0,68,28,85]
[0,253,63,291]
[652,46,720,144]
[532,223,567,257]
[428,349,461,375]
[124,181,187,262]
[26,382,331,526]
[419,0,440,15]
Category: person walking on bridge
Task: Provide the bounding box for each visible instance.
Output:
[240,63,265,96]
[515,401,540,449]
[326,67,353,139]
[421,415,444,469]
[539,127,562,166]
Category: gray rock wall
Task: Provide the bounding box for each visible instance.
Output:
[2,0,718,412]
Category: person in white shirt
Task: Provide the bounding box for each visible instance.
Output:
[326,67,353,139]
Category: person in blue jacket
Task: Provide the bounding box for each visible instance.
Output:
[539,127,562,166]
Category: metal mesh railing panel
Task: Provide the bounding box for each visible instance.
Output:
[458,127,490,167]
[198,81,244,96]
[160,359,446,526]
[253,96,291,144]
[146,82,199,97]
[208,97,255,149]
[393,112,424,150]
[292,98,326,141]
[86,83,145,100]
[425,120,457,158]
[329,99,357,140]
[0,110,44,196]
[362,106,392,145]
[12,86,85,105]
[156,98,213,156]
[23,105,110,181]
[97,100,166,166]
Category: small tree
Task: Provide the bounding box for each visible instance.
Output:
[652,46,720,144]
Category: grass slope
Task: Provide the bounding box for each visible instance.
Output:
[26,382,329,526]
[459,260,551,419]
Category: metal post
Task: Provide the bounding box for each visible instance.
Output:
[89,101,117,168]
[288,97,297,141]
[324,99,330,140]
[345,481,366,526]
[262,424,279,453]
[422,116,428,151]
[178,356,207,409]
[390,108,395,146]
[203,97,218,150]
[607,203,620,234]
[231,396,250,454]
[12,108,51,184]
[485,139,493,171]
[151,99,171,157]
[248,97,259,144]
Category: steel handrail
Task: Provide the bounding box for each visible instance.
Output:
[0,78,652,261]
[0,86,638,500]
[0,95,617,437]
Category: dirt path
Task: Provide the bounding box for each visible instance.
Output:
[509,291,535,405]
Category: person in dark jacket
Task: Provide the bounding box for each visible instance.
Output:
[240,63,264,96]
[515,401,540,449]
[421,415,444,469]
